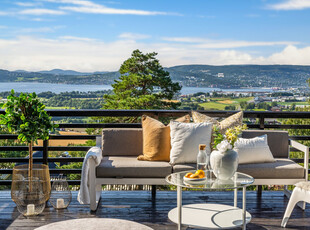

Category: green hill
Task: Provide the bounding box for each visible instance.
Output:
[0,65,309,88]
[165,65,310,88]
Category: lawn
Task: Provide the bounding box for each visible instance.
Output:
[199,97,253,110]
[278,101,309,106]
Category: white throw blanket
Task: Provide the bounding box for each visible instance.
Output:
[77,146,102,204]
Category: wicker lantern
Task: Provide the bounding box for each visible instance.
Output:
[11,164,51,216]
[49,176,71,209]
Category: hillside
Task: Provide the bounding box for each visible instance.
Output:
[165,65,310,88]
[0,65,309,88]
[0,69,119,85]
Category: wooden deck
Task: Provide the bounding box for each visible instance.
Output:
[0,190,310,230]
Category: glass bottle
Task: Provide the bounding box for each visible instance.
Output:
[197,144,207,170]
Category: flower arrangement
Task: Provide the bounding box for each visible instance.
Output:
[213,124,247,152]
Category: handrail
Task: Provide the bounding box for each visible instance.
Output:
[0,109,309,186]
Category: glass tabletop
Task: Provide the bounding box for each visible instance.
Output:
[165,170,254,190]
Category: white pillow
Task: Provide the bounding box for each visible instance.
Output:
[234,135,275,164]
[169,121,212,165]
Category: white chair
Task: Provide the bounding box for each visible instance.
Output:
[281,181,310,227]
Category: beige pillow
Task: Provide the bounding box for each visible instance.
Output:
[192,111,243,134]
[137,115,190,161]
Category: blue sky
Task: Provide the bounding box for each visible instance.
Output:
[0,0,310,71]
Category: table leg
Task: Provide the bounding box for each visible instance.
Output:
[177,185,182,230]
[234,188,238,207]
[234,173,237,207]
[242,186,246,230]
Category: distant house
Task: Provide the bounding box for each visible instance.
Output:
[217,73,224,78]
[271,106,281,112]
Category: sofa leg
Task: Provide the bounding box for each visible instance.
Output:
[257,185,262,197]
[152,185,156,201]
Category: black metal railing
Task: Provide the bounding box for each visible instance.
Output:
[0,109,309,185]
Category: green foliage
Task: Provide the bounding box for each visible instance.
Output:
[212,126,224,150]
[103,49,181,112]
[212,125,247,150]
[0,90,57,144]
[224,105,236,110]
[281,107,310,147]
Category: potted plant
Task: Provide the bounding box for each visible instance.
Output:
[0,90,57,216]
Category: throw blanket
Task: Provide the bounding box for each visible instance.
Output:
[77,147,102,204]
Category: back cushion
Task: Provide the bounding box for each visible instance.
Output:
[102,128,143,156]
[241,130,289,158]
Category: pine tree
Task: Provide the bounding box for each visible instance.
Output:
[103,49,181,110]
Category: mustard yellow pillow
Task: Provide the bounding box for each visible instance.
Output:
[137,115,190,161]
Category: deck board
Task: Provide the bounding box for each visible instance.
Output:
[0,190,309,229]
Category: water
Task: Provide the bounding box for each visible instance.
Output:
[0,82,274,95]
[181,86,274,95]
[0,82,113,94]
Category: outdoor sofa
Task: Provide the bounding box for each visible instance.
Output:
[88,128,309,211]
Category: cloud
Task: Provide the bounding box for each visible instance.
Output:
[44,0,174,15]
[19,26,64,33]
[19,8,66,15]
[119,33,150,40]
[0,11,10,16]
[162,37,298,49]
[15,2,42,7]
[266,45,310,64]
[1,0,179,17]
[0,36,309,72]
[59,35,96,41]
[267,0,310,10]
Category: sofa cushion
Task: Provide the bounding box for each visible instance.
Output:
[241,130,289,158]
[172,163,196,173]
[138,115,190,162]
[173,159,304,179]
[169,121,213,165]
[96,156,172,178]
[192,111,243,134]
[235,135,275,164]
[238,158,304,179]
[102,128,142,156]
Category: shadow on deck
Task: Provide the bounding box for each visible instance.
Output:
[0,190,310,230]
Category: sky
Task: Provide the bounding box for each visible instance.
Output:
[0,0,310,72]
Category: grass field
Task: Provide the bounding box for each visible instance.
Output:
[36,131,88,146]
[45,106,74,109]
[278,101,309,106]
[199,97,253,110]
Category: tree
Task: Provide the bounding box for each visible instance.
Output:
[103,49,181,111]
[0,90,57,178]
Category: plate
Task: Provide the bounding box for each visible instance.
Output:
[183,176,207,184]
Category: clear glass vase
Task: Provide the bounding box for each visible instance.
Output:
[49,176,71,209]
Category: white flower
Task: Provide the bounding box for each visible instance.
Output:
[216,140,232,153]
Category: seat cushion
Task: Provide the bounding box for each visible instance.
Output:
[173,159,304,179]
[172,163,196,173]
[96,156,172,178]
[238,158,304,179]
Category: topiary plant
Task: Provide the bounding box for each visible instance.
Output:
[0,90,57,178]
